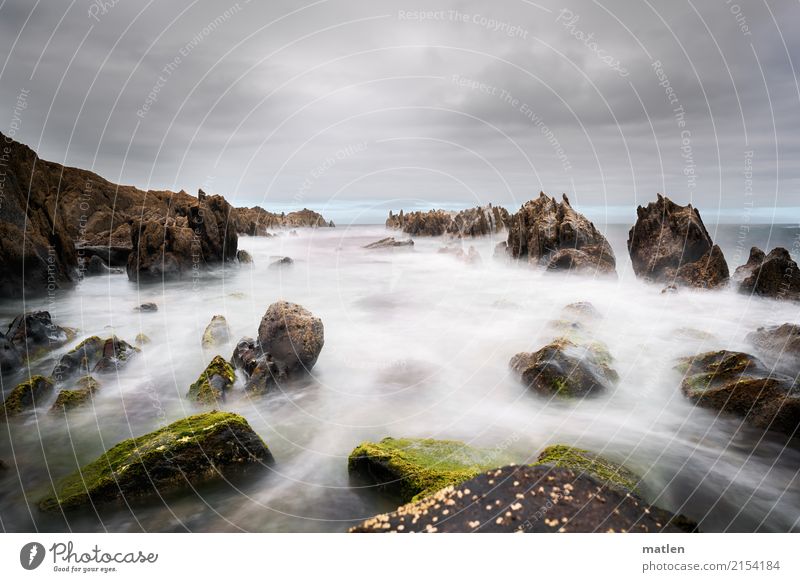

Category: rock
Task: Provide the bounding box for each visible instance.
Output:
[533,445,640,494]
[236,249,253,264]
[187,356,235,404]
[134,333,151,346]
[268,256,294,269]
[0,459,8,471]
[627,194,729,288]
[52,336,138,380]
[82,254,122,276]
[350,464,692,533]
[50,376,100,412]
[0,332,24,373]
[5,311,74,357]
[329,220,335,227]
[348,437,516,503]
[510,337,618,398]
[257,301,324,375]
[676,351,800,436]
[385,209,453,236]
[387,205,510,237]
[507,193,616,275]
[134,302,158,312]
[231,337,285,395]
[733,247,800,301]
[364,237,414,249]
[0,375,55,417]
[561,302,601,323]
[202,315,231,349]
[39,411,273,511]
[438,245,481,264]
[747,324,800,375]
[493,241,509,259]
[234,207,331,235]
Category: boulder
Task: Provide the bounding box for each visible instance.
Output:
[50,376,100,412]
[627,194,729,288]
[39,411,273,511]
[256,301,324,375]
[747,324,800,375]
[350,464,691,533]
[202,315,231,349]
[733,247,800,301]
[507,193,616,275]
[348,437,516,503]
[236,249,253,264]
[187,356,235,404]
[510,337,618,398]
[364,237,414,249]
[268,256,294,269]
[4,311,74,360]
[52,336,138,380]
[0,375,55,417]
[676,351,800,436]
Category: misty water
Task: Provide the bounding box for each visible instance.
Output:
[1,223,799,533]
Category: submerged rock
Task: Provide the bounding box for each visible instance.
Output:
[39,411,273,511]
[134,333,151,346]
[236,249,253,264]
[187,356,235,404]
[510,337,618,398]
[52,336,139,380]
[747,324,800,376]
[0,375,55,417]
[51,376,101,412]
[257,301,324,375]
[627,194,729,289]
[134,302,158,312]
[364,237,414,249]
[201,315,231,349]
[268,256,294,269]
[561,301,601,323]
[506,193,616,275]
[348,437,516,503]
[733,247,800,301]
[676,351,800,436]
[350,464,691,533]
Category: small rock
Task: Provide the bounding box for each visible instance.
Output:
[364,237,414,249]
[0,375,55,417]
[187,355,235,404]
[236,249,254,264]
[268,256,294,269]
[134,302,158,312]
[134,333,151,346]
[51,376,100,412]
[202,315,231,349]
[52,336,139,380]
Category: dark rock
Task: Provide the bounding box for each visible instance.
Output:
[257,301,324,375]
[364,237,414,249]
[510,337,618,398]
[39,411,273,511]
[507,193,616,275]
[6,311,73,352]
[493,241,509,259]
[187,356,235,404]
[82,254,122,276]
[50,376,100,412]
[0,459,8,471]
[269,256,294,269]
[747,324,800,376]
[236,249,253,264]
[231,337,285,395]
[0,332,23,373]
[733,247,800,301]
[134,302,158,312]
[676,350,799,436]
[627,194,729,288]
[0,375,55,417]
[52,336,138,380]
[351,464,691,533]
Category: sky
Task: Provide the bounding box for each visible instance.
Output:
[1,0,798,224]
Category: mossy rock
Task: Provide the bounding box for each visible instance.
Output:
[0,375,55,417]
[52,336,138,379]
[510,337,618,398]
[134,333,151,346]
[533,445,640,494]
[187,356,235,404]
[39,411,273,512]
[348,437,516,503]
[50,376,100,412]
[201,315,231,349]
[675,350,800,435]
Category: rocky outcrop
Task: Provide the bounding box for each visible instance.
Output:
[50,376,100,412]
[187,356,235,404]
[733,247,800,301]
[386,209,453,236]
[676,351,799,436]
[0,375,55,417]
[52,336,138,381]
[348,437,515,503]
[507,193,616,275]
[350,464,691,533]
[1,311,75,373]
[234,206,332,235]
[39,411,273,511]
[201,315,231,349]
[363,237,414,249]
[628,194,729,288]
[510,337,618,398]
[747,324,800,376]
[386,205,510,237]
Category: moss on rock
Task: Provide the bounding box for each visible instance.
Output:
[348,437,516,503]
[39,411,273,512]
[0,375,55,417]
[533,445,640,493]
[187,356,235,404]
[50,376,100,412]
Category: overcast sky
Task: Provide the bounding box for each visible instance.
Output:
[1,0,798,224]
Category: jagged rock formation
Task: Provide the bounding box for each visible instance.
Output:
[506,193,616,275]
[733,247,800,301]
[386,204,509,237]
[628,194,729,289]
[234,206,332,235]
[364,237,414,249]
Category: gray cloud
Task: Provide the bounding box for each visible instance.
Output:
[1,0,798,223]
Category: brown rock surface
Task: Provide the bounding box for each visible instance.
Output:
[733,247,800,301]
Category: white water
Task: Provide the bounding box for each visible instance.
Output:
[1,225,799,532]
